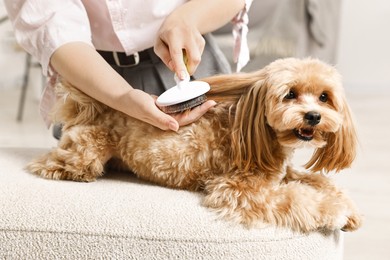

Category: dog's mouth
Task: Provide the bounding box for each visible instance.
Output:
[293,128,315,141]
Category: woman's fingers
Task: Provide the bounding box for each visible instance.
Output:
[170,100,217,126]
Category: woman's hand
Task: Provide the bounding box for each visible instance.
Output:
[150,93,217,128]
[154,0,245,79]
[124,89,179,131]
[154,17,205,79]
[126,90,216,131]
[171,100,217,126]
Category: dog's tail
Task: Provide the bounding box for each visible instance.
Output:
[51,79,109,126]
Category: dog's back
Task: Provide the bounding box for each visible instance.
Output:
[51,70,265,128]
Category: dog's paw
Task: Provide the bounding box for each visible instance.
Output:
[322,206,363,232]
[341,213,363,232]
[27,158,98,182]
[28,165,92,182]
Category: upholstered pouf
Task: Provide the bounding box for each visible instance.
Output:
[0,148,343,259]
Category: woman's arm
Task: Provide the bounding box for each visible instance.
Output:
[50,42,216,131]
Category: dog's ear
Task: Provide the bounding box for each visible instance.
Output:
[231,74,284,173]
[306,97,358,173]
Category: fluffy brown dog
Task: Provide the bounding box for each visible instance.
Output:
[28,58,362,232]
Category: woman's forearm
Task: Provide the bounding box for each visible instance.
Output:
[49,41,215,131]
[50,42,135,114]
[50,42,173,129]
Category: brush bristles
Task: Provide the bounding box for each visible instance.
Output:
[159,95,207,114]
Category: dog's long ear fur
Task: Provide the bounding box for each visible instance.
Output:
[206,71,284,173]
[305,97,357,173]
[233,79,280,173]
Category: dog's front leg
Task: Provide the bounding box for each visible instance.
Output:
[284,166,362,232]
[202,171,361,232]
[202,172,277,229]
[27,125,113,182]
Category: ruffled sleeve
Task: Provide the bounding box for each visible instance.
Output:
[232,0,253,72]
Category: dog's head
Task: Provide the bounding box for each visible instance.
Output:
[230,58,357,173]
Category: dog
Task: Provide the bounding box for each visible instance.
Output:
[28,58,362,232]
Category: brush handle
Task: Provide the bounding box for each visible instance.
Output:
[174,72,190,90]
[174,50,191,90]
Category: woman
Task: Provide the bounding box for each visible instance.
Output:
[4,0,250,134]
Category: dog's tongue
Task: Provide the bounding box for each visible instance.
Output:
[300,128,314,137]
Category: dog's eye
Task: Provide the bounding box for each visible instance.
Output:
[285,90,296,100]
[319,92,328,102]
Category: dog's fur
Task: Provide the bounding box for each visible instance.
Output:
[28,58,362,232]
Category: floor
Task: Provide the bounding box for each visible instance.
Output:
[0,80,389,260]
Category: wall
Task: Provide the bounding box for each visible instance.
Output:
[0,5,25,90]
[337,0,390,91]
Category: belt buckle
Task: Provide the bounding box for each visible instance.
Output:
[113,51,140,67]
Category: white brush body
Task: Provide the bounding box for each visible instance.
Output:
[156,81,210,106]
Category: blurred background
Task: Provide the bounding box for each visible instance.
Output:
[0,1,389,259]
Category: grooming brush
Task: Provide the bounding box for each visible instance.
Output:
[156,52,210,114]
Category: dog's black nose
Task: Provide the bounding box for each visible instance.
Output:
[304,111,321,126]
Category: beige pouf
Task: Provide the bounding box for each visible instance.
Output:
[0,148,343,259]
